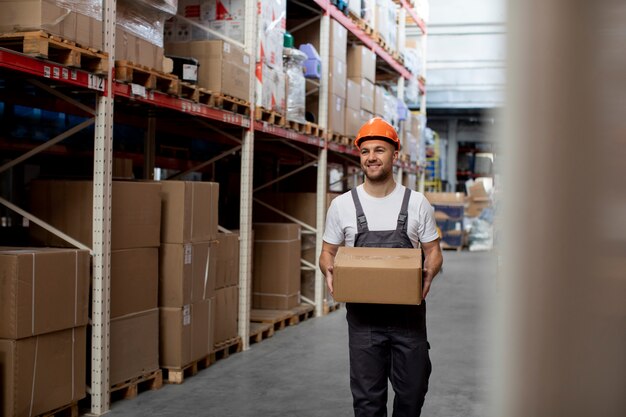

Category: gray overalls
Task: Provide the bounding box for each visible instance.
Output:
[347,187,432,417]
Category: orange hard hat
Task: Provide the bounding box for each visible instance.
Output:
[354,117,400,150]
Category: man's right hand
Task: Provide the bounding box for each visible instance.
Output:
[325,265,334,296]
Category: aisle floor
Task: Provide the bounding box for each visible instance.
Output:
[108,251,495,417]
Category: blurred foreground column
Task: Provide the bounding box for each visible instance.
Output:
[500,1,626,416]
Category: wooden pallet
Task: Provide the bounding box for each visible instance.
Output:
[110,369,163,401]
[285,119,307,134]
[37,402,79,417]
[249,321,275,345]
[328,131,351,146]
[115,60,179,95]
[162,337,243,384]
[250,303,315,331]
[0,31,108,74]
[324,301,342,315]
[212,336,243,361]
[179,81,200,102]
[209,93,251,116]
[255,106,286,126]
[287,303,315,326]
[305,122,324,138]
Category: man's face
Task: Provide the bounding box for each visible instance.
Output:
[359,139,398,183]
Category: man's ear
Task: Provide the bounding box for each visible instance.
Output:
[393,150,399,161]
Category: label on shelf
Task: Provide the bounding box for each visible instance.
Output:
[88,74,105,92]
[131,83,147,98]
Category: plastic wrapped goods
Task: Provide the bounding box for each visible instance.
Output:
[118,0,178,47]
[284,48,307,123]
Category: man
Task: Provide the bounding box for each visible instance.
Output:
[319,117,443,417]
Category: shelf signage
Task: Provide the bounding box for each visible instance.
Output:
[88,74,105,92]
[130,83,147,98]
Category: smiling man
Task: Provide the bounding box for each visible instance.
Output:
[319,117,443,417]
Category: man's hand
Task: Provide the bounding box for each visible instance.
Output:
[325,265,334,296]
[319,241,340,297]
[421,239,443,301]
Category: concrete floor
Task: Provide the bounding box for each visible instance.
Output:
[109,251,495,417]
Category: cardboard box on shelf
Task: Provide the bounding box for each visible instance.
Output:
[294,18,347,60]
[215,232,239,290]
[306,93,346,135]
[111,248,158,319]
[109,308,159,386]
[329,56,347,99]
[214,285,239,345]
[113,157,133,178]
[160,240,218,308]
[165,40,251,101]
[252,223,301,310]
[0,326,86,417]
[0,0,103,51]
[0,247,89,339]
[374,85,387,116]
[360,109,374,125]
[159,299,213,369]
[333,246,423,305]
[116,28,164,71]
[346,78,361,110]
[347,45,377,83]
[359,78,375,113]
[256,62,286,113]
[29,180,161,250]
[345,106,361,138]
[160,181,219,244]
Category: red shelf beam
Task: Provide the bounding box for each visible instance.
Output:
[0,48,106,94]
[254,121,323,147]
[396,0,427,34]
[113,83,251,128]
[311,0,412,79]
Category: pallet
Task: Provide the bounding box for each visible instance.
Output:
[285,119,308,134]
[37,402,78,417]
[115,60,179,95]
[110,369,163,401]
[209,93,251,116]
[305,122,324,138]
[250,321,275,344]
[162,337,243,384]
[324,301,342,315]
[250,303,315,331]
[328,131,351,146]
[179,81,200,102]
[0,31,108,74]
[287,303,315,325]
[255,106,286,126]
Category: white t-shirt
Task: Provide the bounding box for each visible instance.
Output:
[323,183,439,248]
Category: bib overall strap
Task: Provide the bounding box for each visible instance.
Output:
[351,188,369,233]
[396,188,412,232]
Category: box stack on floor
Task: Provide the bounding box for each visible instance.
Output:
[425,192,466,250]
[214,231,240,346]
[0,247,90,416]
[28,180,163,388]
[254,192,339,308]
[159,181,219,372]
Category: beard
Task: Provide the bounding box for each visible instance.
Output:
[362,162,393,183]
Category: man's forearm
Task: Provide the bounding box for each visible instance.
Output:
[319,250,335,275]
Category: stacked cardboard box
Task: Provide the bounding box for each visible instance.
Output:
[253,193,339,302]
[256,0,286,113]
[347,45,376,136]
[370,0,398,52]
[28,180,163,386]
[0,0,175,70]
[170,0,245,43]
[298,19,347,134]
[0,247,90,416]
[424,192,466,249]
[165,40,250,101]
[159,181,218,369]
[214,232,240,345]
[253,223,301,310]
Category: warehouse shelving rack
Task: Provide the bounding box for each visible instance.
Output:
[0,0,427,414]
